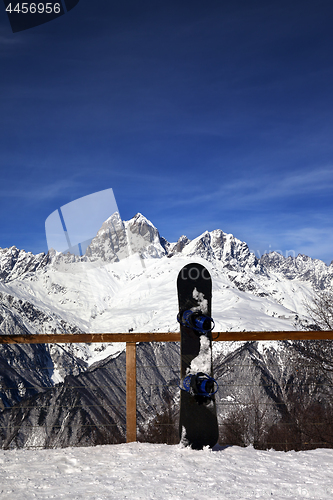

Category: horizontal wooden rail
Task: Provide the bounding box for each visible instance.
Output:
[212,330,333,341]
[0,332,179,344]
[0,330,333,344]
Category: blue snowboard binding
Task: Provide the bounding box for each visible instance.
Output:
[177,310,215,334]
[181,372,218,398]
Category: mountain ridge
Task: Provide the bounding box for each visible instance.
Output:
[0,212,332,449]
[1,211,332,287]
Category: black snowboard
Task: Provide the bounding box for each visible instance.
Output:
[177,263,219,449]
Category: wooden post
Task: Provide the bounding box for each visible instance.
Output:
[126,342,137,442]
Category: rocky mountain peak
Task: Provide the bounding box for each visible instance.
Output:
[128,212,155,227]
[84,212,166,262]
[168,235,190,256]
[81,214,264,271]
[260,251,333,290]
[85,212,128,263]
[0,246,49,282]
[169,228,260,271]
[125,213,166,259]
[1,213,331,286]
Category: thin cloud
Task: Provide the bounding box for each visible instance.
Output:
[214,167,333,208]
[280,227,333,264]
[0,179,83,202]
[144,166,333,212]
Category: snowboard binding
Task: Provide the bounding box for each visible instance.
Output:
[181,372,218,398]
[177,310,215,334]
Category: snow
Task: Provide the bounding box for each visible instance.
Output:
[1,442,333,499]
[192,287,208,314]
[189,335,212,374]
[0,251,317,374]
[2,255,309,336]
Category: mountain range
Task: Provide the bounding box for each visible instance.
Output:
[0,213,332,448]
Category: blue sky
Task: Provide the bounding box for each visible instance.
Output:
[0,0,333,263]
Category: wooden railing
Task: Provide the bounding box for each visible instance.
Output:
[2,330,333,345]
[1,330,333,443]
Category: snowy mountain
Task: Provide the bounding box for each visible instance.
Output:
[260,251,333,290]
[0,213,332,449]
[0,246,49,282]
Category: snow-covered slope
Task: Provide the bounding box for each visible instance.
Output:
[1,442,333,500]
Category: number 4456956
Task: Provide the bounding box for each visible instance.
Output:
[6,3,61,14]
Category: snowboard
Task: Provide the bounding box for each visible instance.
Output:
[177,263,219,449]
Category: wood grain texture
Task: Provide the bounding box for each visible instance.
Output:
[1,330,333,344]
[126,342,137,443]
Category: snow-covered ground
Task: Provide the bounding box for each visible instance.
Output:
[1,442,333,499]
